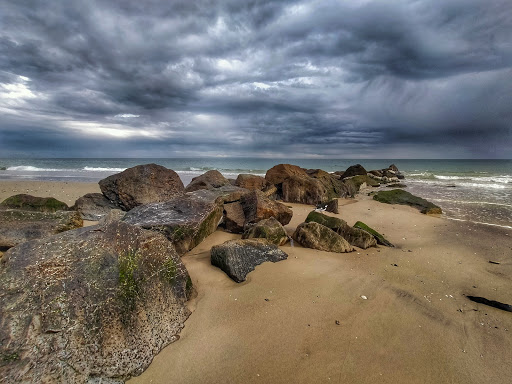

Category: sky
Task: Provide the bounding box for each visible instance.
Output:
[1,0,511,159]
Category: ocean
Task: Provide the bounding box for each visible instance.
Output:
[1,158,511,229]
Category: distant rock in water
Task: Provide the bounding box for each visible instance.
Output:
[373,189,442,215]
[211,239,288,282]
[341,164,367,179]
[0,194,68,212]
[99,164,184,211]
[242,217,289,246]
[0,221,192,383]
[185,170,230,192]
[293,222,354,253]
[72,192,118,220]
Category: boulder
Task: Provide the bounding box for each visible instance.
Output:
[99,164,184,211]
[0,194,68,212]
[281,175,328,205]
[369,170,383,177]
[341,164,367,179]
[325,199,339,214]
[98,209,126,225]
[240,190,293,226]
[242,217,289,246]
[373,189,442,214]
[0,210,83,249]
[388,164,399,172]
[191,185,249,204]
[235,174,272,191]
[0,221,192,383]
[185,170,230,192]
[265,164,308,186]
[122,191,223,255]
[353,221,394,247]
[223,202,246,233]
[72,192,118,220]
[210,239,288,283]
[292,222,354,253]
[305,211,376,249]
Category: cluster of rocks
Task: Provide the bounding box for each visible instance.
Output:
[0,162,421,383]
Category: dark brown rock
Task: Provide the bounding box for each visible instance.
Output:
[281,175,328,205]
[265,164,308,186]
[99,164,184,211]
[0,210,83,249]
[0,221,192,383]
[0,194,68,212]
[325,199,339,214]
[211,239,288,282]
[223,202,246,233]
[72,193,118,220]
[292,222,354,253]
[341,164,367,179]
[185,170,230,192]
[235,174,272,191]
[240,190,293,226]
[242,217,289,246]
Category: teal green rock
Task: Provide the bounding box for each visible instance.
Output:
[373,189,442,214]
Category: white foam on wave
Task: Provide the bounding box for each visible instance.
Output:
[7,166,63,172]
[444,217,512,230]
[83,167,126,172]
[428,198,512,208]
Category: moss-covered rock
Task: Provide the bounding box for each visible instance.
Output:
[0,194,68,212]
[293,222,354,253]
[242,217,289,245]
[373,189,442,214]
[353,221,394,247]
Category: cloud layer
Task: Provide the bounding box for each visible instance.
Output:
[1,0,511,158]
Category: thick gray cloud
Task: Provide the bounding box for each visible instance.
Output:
[1,0,511,158]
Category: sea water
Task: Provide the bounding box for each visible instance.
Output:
[1,158,510,228]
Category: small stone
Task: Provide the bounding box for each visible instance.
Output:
[335,320,340,325]
[361,295,368,300]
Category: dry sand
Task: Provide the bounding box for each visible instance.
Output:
[1,181,511,383]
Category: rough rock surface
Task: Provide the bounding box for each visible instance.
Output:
[1,194,68,212]
[185,170,230,192]
[353,221,394,247]
[341,164,367,179]
[281,175,328,205]
[305,211,376,249]
[210,239,288,282]
[242,217,289,246]
[373,189,442,214]
[265,164,308,186]
[72,193,118,220]
[235,174,272,191]
[240,190,293,225]
[223,202,246,233]
[292,222,354,253]
[99,164,184,211]
[122,192,223,255]
[325,199,339,214]
[0,221,192,383]
[0,210,83,249]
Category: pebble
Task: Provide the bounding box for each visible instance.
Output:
[361,295,368,300]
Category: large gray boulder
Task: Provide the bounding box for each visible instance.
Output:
[305,211,377,249]
[0,221,192,383]
[72,192,118,220]
[0,210,83,249]
[185,170,230,192]
[292,222,354,253]
[122,191,223,255]
[210,239,288,282]
[240,190,293,226]
[99,164,184,211]
[242,217,289,246]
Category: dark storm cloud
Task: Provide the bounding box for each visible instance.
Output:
[1,0,511,158]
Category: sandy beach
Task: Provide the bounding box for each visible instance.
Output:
[1,181,511,383]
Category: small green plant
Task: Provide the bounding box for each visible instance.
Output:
[118,249,141,312]
[2,352,19,362]
[163,257,177,284]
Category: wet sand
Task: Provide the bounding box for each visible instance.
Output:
[1,181,511,383]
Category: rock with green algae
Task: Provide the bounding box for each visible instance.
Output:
[292,222,354,253]
[373,189,442,214]
[353,221,394,247]
[305,211,376,249]
[0,194,68,212]
[0,220,192,384]
[242,217,289,246]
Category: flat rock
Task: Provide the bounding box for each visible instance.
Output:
[210,239,288,282]
[122,191,223,255]
[185,170,230,192]
[242,217,289,246]
[0,221,192,383]
[0,210,83,249]
[305,211,376,249]
[292,222,354,253]
[240,190,293,226]
[1,194,68,212]
[99,164,184,211]
[72,192,118,220]
[373,189,442,214]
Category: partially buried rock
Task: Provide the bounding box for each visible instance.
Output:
[242,217,289,246]
[0,194,68,212]
[373,189,442,214]
[0,221,192,383]
[185,170,230,192]
[240,190,292,226]
[293,222,354,253]
[211,239,288,282]
[122,191,223,255]
[99,164,184,211]
[305,211,376,249]
[0,210,82,249]
[353,221,394,247]
[72,192,118,220]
